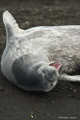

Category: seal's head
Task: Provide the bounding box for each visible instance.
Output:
[12,55,62,92]
[31,61,62,92]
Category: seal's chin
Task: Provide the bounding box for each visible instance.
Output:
[49,61,63,72]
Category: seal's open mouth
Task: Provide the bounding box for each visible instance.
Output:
[49,62,63,72]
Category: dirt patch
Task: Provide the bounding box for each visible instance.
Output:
[0,0,80,120]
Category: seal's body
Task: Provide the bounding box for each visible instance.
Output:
[1,11,80,92]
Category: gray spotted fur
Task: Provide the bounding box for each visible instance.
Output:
[1,11,80,92]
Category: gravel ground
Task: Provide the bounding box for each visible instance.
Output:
[0,0,80,120]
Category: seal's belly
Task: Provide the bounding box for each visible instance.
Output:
[29,26,80,74]
[43,43,80,74]
[47,46,80,74]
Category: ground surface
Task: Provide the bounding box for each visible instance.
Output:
[0,0,80,120]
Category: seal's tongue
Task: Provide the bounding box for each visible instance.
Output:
[49,62,62,72]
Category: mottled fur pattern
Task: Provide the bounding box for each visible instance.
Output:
[1,11,80,92]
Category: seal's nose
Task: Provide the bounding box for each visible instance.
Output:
[44,67,59,82]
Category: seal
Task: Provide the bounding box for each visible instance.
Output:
[1,11,80,92]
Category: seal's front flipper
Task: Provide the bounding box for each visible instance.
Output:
[59,74,80,82]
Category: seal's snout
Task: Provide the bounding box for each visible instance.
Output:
[44,67,59,82]
[38,65,59,82]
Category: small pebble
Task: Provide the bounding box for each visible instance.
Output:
[25,21,30,25]
[31,112,34,119]
[73,89,76,93]
[35,110,39,113]
[0,86,3,91]
[47,114,50,116]
[52,101,54,104]
[70,88,73,90]
[31,114,34,118]
[49,8,52,12]
[43,98,45,101]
